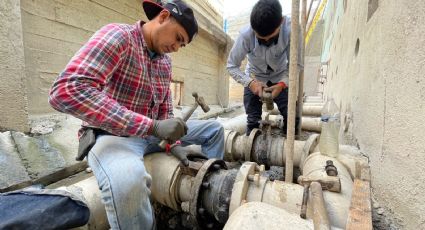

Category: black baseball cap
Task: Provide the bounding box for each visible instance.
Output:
[142,0,198,43]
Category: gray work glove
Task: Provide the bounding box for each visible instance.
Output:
[151,118,188,143]
[170,145,208,166]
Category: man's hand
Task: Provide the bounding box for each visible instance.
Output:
[150,118,188,143]
[264,82,287,99]
[170,145,207,166]
[248,80,265,97]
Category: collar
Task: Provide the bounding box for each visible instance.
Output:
[137,21,162,60]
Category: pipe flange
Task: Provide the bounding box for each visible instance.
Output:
[189,158,227,228]
[244,128,260,161]
[300,133,320,172]
[229,162,257,215]
[225,131,238,161]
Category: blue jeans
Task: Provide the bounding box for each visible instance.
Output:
[87,120,224,230]
[244,85,300,135]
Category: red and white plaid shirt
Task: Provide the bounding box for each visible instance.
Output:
[49,21,173,137]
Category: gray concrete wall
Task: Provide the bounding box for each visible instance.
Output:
[18,0,230,116]
[320,0,425,228]
[0,0,29,132]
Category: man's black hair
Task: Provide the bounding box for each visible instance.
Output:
[250,0,283,37]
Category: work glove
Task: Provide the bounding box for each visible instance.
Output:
[150,118,188,143]
[264,82,287,99]
[170,145,208,166]
[248,80,265,97]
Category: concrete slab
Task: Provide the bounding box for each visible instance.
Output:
[11,114,81,179]
[0,131,31,191]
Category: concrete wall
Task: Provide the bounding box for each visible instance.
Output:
[0,0,29,132]
[320,0,425,228]
[226,10,250,103]
[15,0,230,116]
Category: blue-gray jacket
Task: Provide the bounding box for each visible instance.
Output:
[227,16,301,87]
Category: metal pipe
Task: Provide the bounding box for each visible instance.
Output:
[178,175,193,203]
[219,114,321,135]
[268,102,323,116]
[220,114,247,134]
[223,129,319,167]
[301,116,322,132]
[224,202,314,230]
[267,115,321,132]
[305,95,323,100]
[311,181,331,230]
[285,0,300,183]
[144,153,183,210]
[306,0,314,26]
[306,0,322,36]
[229,162,352,229]
[60,151,355,229]
[303,105,323,116]
[57,177,108,230]
[301,152,353,228]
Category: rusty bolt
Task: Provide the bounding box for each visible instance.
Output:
[325,160,338,176]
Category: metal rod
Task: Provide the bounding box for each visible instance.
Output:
[306,0,321,35]
[300,183,310,219]
[306,0,314,27]
[297,0,307,137]
[284,0,300,183]
[311,181,331,230]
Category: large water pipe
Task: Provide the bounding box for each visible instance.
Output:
[220,114,322,134]
[61,149,356,229]
[223,129,319,167]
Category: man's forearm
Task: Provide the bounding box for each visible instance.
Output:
[228,67,252,87]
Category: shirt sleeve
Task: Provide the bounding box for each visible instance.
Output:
[48,24,153,137]
[158,87,174,120]
[226,33,252,87]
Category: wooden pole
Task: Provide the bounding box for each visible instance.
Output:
[284,0,300,183]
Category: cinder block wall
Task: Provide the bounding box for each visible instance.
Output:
[17,0,230,117]
[321,0,425,228]
[0,0,29,132]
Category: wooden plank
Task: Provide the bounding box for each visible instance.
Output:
[346,179,373,230]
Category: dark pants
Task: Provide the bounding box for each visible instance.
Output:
[243,83,299,136]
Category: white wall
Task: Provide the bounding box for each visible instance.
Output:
[321,0,425,228]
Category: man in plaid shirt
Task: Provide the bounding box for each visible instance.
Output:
[49,0,224,229]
